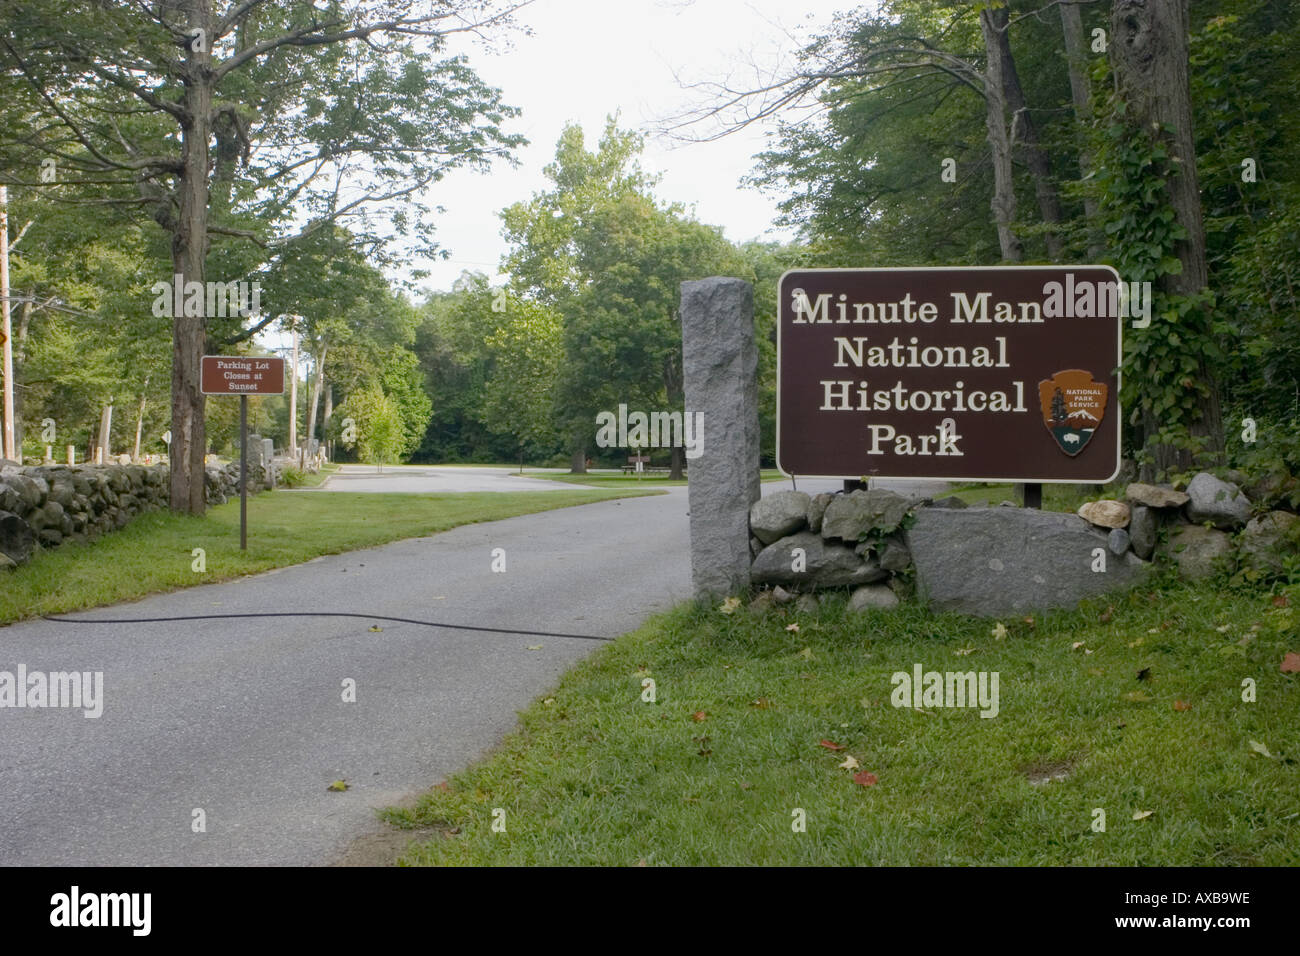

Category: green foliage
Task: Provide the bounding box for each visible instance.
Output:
[334,386,404,465]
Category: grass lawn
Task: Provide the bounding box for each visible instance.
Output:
[384,580,1299,866]
[288,462,341,488]
[0,487,658,625]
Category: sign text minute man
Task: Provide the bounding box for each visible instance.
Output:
[776,267,1122,483]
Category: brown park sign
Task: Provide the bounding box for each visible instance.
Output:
[201,355,285,395]
[777,266,1122,483]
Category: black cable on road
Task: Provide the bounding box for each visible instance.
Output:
[41,611,614,642]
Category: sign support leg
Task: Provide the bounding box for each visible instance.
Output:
[1023,482,1042,509]
[240,394,248,550]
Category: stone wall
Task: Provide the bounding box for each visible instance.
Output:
[0,461,274,568]
[747,472,1300,617]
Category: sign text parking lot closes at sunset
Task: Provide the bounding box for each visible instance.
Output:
[776,266,1123,483]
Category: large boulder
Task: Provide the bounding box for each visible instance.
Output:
[0,510,35,564]
[751,531,886,588]
[1125,482,1190,509]
[1166,524,1233,581]
[806,492,834,534]
[749,490,810,545]
[820,489,911,542]
[904,508,1149,617]
[1238,511,1300,576]
[847,584,899,612]
[1185,472,1252,530]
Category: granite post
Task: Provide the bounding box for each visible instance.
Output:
[681,277,760,599]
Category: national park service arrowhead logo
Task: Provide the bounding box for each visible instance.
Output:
[1039,369,1107,456]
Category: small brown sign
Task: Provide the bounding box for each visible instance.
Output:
[777,266,1122,482]
[201,355,285,395]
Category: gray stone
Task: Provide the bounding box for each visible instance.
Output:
[847,584,899,612]
[807,493,834,533]
[820,489,911,542]
[1125,482,1189,509]
[879,535,912,572]
[1107,528,1131,557]
[749,490,810,544]
[771,585,794,605]
[795,593,819,614]
[929,496,968,509]
[903,508,1149,617]
[1129,505,1156,560]
[1078,499,1130,529]
[682,277,760,598]
[751,531,887,588]
[0,510,35,564]
[1239,511,1300,576]
[1166,524,1233,580]
[37,527,62,546]
[1185,472,1252,530]
[750,536,763,559]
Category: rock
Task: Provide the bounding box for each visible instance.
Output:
[904,508,1149,617]
[750,536,763,559]
[929,496,968,509]
[795,594,819,614]
[878,535,912,572]
[1129,506,1156,560]
[751,531,887,588]
[749,490,811,544]
[820,489,911,542]
[806,493,834,533]
[1125,482,1190,509]
[1077,499,1130,529]
[0,510,35,564]
[1238,511,1300,576]
[0,551,14,570]
[1243,471,1298,510]
[1166,524,1233,581]
[998,500,1018,507]
[37,527,62,546]
[1107,528,1131,557]
[772,585,794,605]
[1185,472,1252,530]
[847,584,899,612]
[682,277,761,599]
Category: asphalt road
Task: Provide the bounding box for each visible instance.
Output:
[0,471,945,866]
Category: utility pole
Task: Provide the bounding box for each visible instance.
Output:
[1,185,15,461]
[289,317,299,456]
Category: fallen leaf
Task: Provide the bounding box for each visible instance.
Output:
[1173,699,1191,712]
[1272,595,1290,607]
[838,755,860,771]
[991,622,1008,640]
[1071,641,1086,651]
[1215,624,1232,633]
[635,858,648,866]
[1132,809,1154,821]
[738,781,753,790]
[1136,667,1152,682]
[327,780,349,792]
[691,711,708,722]
[543,698,555,706]
[1281,652,1300,674]
[786,623,800,632]
[749,697,771,709]
[818,739,846,751]
[719,597,741,615]
[1249,739,1274,758]
[1128,638,1144,648]
[368,625,382,632]
[1023,616,1035,628]
[798,647,814,660]
[954,647,975,656]
[1100,605,1114,623]
[1123,690,1152,702]
[852,771,879,787]
[527,644,543,651]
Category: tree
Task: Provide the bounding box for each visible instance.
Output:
[1,0,527,511]
[480,295,561,471]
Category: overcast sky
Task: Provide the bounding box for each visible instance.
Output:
[413,0,852,295]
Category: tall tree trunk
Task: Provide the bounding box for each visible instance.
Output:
[1060,1,1103,256]
[322,380,333,461]
[569,446,587,474]
[170,0,213,513]
[669,444,684,481]
[991,9,1065,259]
[304,341,327,465]
[979,7,1023,262]
[97,403,113,462]
[1112,0,1224,471]
[133,377,148,460]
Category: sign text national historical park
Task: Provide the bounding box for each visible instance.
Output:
[777,267,1123,483]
